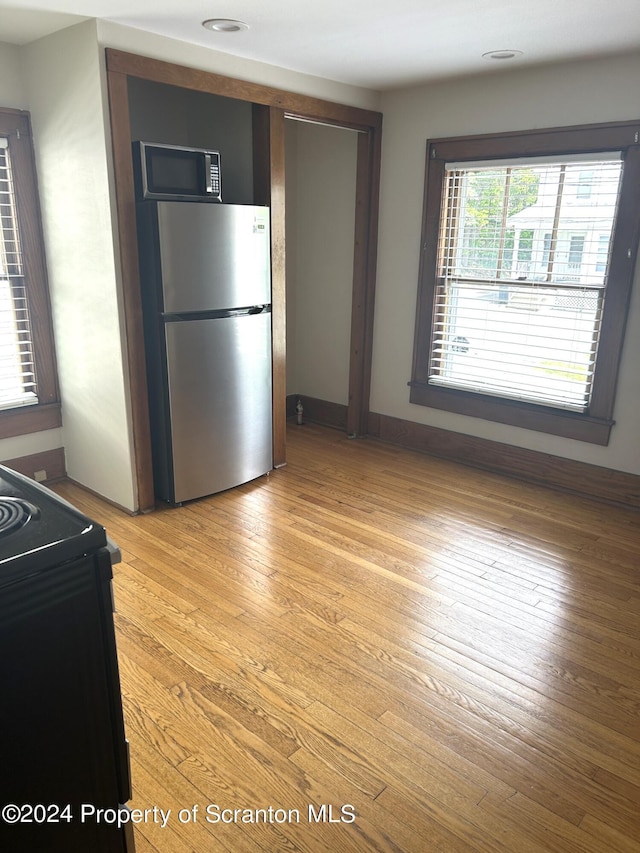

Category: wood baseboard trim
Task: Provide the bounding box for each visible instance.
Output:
[1,447,66,484]
[367,412,640,510]
[287,394,348,430]
[286,394,297,420]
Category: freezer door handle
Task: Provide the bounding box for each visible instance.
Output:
[163,305,271,322]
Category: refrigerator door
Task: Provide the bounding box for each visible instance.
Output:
[156,202,270,312]
[164,311,272,503]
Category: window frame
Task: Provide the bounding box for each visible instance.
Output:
[410,120,640,445]
[0,108,59,439]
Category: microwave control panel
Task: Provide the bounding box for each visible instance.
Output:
[210,161,221,200]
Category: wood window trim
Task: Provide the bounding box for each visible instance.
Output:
[0,108,60,440]
[410,120,640,445]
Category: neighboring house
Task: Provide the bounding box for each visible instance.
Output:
[507,161,619,286]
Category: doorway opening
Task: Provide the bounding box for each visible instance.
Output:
[284,118,360,432]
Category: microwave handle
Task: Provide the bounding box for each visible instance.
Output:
[204,153,213,194]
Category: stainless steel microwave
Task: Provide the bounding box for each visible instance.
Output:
[133,141,222,202]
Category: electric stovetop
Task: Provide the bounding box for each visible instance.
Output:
[0,464,107,586]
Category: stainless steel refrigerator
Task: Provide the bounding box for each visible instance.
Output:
[136,201,272,504]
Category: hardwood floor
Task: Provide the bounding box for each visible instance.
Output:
[55,424,640,852]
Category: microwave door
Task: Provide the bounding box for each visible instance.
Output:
[147,148,199,198]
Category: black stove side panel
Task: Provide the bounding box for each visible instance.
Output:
[0,548,133,852]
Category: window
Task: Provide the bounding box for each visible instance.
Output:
[410,122,640,445]
[517,229,534,265]
[567,234,586,269]
[596,235,610,273]
[576,170,594,199]
[0,109,59,438]
[0,138,38,409]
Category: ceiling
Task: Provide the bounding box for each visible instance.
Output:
[1,0,639,90]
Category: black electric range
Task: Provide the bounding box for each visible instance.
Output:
[0,464,134,852]
[0,463,107,587]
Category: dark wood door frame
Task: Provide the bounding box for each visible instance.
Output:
[105,48,382,511]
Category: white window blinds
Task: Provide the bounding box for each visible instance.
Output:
[0,137,38,410]
[430,154,623,411]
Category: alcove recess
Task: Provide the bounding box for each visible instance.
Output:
[127,78,256,206]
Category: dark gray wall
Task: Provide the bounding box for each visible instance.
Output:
[127,78,254,205]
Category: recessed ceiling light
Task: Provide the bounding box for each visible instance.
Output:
[202,19,249,33]
[482,49,523,61]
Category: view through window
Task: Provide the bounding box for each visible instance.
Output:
[432,155,622,411]
[0,107,59,440]
[0,137,38,409]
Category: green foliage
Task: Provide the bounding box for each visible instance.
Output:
[459,168,539,277]
[465,168,539,225]
[537,359,588,382]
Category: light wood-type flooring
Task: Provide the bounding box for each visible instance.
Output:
[55,423,640,853]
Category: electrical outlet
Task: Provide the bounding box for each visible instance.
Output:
[34,469,47,482]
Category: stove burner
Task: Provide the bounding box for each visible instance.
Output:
[0,497,36,537]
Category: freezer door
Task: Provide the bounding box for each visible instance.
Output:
[164,312,272,503]
[156,203,270,312]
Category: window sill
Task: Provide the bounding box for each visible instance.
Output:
[0,402,62,441]
[408,381,613,445]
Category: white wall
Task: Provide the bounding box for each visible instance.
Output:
[23,21,137,509]
[0,42,25,107]
[374,52,640,474]
[97,22,380,113]
[285,120,358,404]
